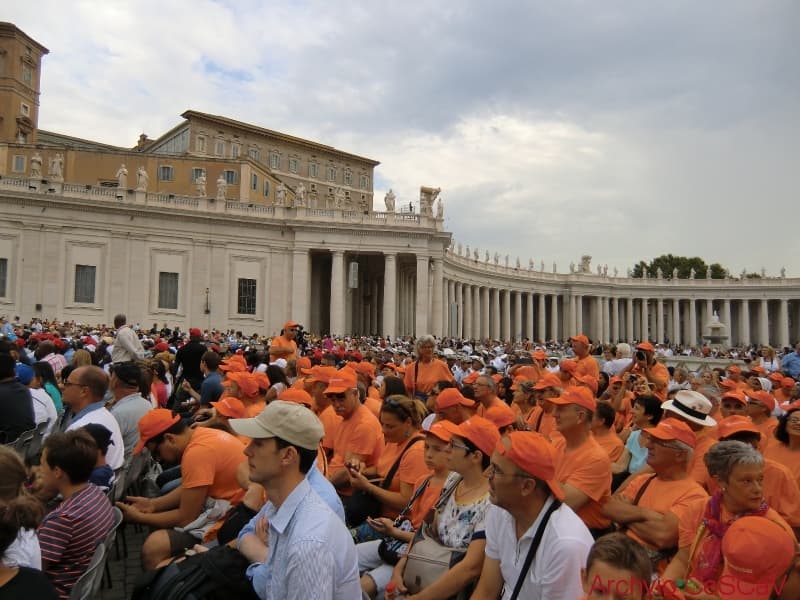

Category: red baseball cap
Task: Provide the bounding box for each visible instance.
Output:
[324,371,358,394]
[426,420,460,444]
[569,334,589,346]
[453,416,501,457]
[495,432,565,501]
[548,386,597,412]
[643,418,697,449]
[716,415,760,440]
[211,397,246,419]
[189,327,203,337]
[154,342,170,352]
[484,403,517,429]
[134,409,180,455]
[746,390,775,411]
[436,388,475,410]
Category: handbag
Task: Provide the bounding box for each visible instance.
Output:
[343,435,425,528]
[402,477,464,594]
[377,477,431,565]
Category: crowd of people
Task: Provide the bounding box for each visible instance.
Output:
[1,312,800,599]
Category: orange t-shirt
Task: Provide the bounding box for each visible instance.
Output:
[554,436,612,529]
[621,474,708,550]
[476,396,506,418]
[574,355,600,381]
[181,428,246,505]
[593,431,625,462]
[329,404,385,474]
[752,417,778,451]
[316,404,342,451]
[632,362,670,399]
[403,359,454,396]
[765,443,800,488]
[408,474,445,529]
[268,335,298,362]
[364,395,383,419]
[688,428,718,484]
[375,437,430,518]
[613,393,634,432]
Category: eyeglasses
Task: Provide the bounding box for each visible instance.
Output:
[473,382,491,388]
[63,380,87,389]
[448,440,472,452]
[485,463,534,480]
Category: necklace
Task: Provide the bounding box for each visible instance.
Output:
[456,479,486,499]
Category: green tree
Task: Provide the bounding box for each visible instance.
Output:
[631,254,727,279]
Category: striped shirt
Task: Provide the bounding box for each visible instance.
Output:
[38,484,113,600]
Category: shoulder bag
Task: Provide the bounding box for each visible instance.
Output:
[508,499,561,600]
[377,476,431,565]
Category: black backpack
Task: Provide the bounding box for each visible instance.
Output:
[131,545,259,600]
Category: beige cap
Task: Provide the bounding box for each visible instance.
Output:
[229,400,323,450]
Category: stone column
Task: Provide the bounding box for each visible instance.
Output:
[550,294,559,341]
[502,290,511,340]
[640,298,649,342]
[526,292,534,341]
[740,300,751,346]
[455,283,463,338]
[612,297,620,342]
[472,286,481,340]
[514,291,522,342]
[759,299,769,346]
[481,287,490,340]
[538,294,547,343]
[626,298,634,343]
[330,250,346,336]
[414,256,429,336]
[705,299,714,330]
[656,298,664,344]
[431,258,443,338]
[601,297,610,344]
[491,289,501,339]
[568,294,576,338]
[445,280,453,336]
[722,299,732,345]
[688,298,697,347]
[576,295,584,334]
[291,248,310,328]
[463,284,473,339]
[778,299,789,349]
[672,298,681,345]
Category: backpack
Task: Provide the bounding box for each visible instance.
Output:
[131,545,259,600]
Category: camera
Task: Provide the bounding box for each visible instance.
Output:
[636,350,646,361]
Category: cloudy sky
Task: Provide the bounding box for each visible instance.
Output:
[8,1,799,275]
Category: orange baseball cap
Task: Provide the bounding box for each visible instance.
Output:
[548,386,597,412]
[719,378,738,390]
[559,359,577,374]
[324,371,358,394]
[134,409,180,454]
[636,341,655,352]
[351,361,375,379]
[491,374,502,383]
[296,356,312,370]
[643,417,697,449]
[727,365,742,373]
[305,365,338,384]
[747,390,776,411]
[576,374,598,395]
[533,373,561,390]
[716,415,760,440]
[278,388,313,407]
[426,420,460,444]
[453,416,501,457]
[463,371,480,385]
[569,334,589,346]
[782,377,796,389]
[211,397,246,419]
[226,371,259,397]
[283,320,300,329]
[768,372,784,382]
[495,432,565,501]
[749,365,766,376]
[720,516,795,600]
[436,388,475,410]
[485,403,517,429]
[220,355,248,373]
[252,371,271,391]
[720,390,747,405]
[532,349,547,361]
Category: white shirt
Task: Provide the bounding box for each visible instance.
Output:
[67,406,124,470]
[30,388,58,435]
[484,497,593,600]
[2,528,41,569]
[602,358,633,376]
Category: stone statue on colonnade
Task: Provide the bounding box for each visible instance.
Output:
[135,167,149,192]
[276,182,287,206]
[116,164,128,189]
[30,152,42,179]
[436,197,444,219]
[419,186,440,217]
[494,252,500,265]
[216,173,227,201]
[295,182,306,206]
[690,268,696,279]
[196,174,207,196]
[657,267,663,279]
[48,153,64,180]
[384,189,396,212]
